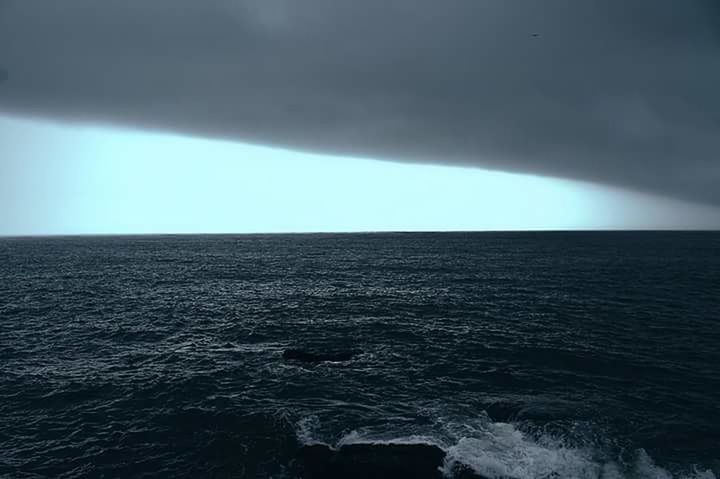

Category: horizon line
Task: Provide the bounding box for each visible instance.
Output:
[2,228,719,240]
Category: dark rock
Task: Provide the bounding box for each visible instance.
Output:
[282,348,357,364]
[290,443,491,479]
[484,401,520,422]
[291,443,446,479]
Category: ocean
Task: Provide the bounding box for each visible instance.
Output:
[1,232,719,478]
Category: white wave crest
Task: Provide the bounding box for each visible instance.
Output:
[442,421,601,479]
[296,416,717,479]
[441,422,716,479]
[295,415,323,446]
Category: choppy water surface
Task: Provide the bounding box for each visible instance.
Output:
[1,232,719,478]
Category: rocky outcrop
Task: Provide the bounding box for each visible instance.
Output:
[290,443,491,479]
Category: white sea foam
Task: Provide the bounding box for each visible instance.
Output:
[442,421,601,479]
[441,424,717,479]
[337,430,443,448]
[296,415,717,479]
[631,449,717,479]
[443,425,718,479]
[295,415,323,446]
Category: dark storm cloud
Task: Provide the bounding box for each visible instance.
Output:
[0,0,719,204]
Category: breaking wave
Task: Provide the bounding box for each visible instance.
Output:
[296,414,717,479]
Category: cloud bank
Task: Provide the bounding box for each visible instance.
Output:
[0,0,718,204]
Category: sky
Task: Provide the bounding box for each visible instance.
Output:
[0,0,719,234]
[2,115,719,235]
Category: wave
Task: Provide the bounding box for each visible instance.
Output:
[294,415,717,479]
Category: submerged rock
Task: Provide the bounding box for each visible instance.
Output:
[291,443,446,479]
[290,443,490,479]
[282,348,357,364]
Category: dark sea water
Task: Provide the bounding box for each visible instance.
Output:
[1,232,719,479]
